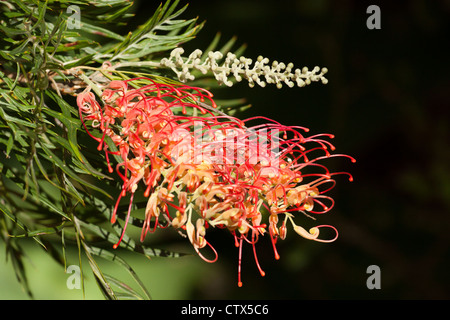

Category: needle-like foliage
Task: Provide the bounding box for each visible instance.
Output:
[0,0,209,300]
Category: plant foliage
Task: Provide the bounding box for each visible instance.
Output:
[0,0,247,299]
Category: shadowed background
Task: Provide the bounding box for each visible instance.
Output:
[1,0,449,299]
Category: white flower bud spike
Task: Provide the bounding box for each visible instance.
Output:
[159,48,329,88]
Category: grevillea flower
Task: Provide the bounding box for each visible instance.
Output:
[77,77,354,287]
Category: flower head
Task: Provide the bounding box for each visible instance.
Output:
[77,77,354,286]
[160,48,329,88]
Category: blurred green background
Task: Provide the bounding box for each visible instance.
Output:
[1,0,450,299]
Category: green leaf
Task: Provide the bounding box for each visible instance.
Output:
[37,139,113,199]
[5,134,14,156]
[8,0,33,15]
[0,24,28,36]
[96,2,134,22]
[111,0,203,61]
[88,246,151,300]
[3,11,25,19]
[1,172,70,220]
[31,151,85,206]
[77,219,185,259]
[103,274,144,300]
[62,53,96,69]
[7,223,66,239]
[0,106,36,128]
[79,19,125,42]
[4,240,34,298]
[44,91,113,180]
[84,244,117,300]
[0,201,47,248]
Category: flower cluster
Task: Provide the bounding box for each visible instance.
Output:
[77,77,354,286]
[160,48,329,88]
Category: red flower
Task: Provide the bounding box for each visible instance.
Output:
[77,77,354,286]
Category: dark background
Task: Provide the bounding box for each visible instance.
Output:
[128,0,450,299]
